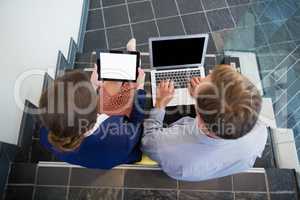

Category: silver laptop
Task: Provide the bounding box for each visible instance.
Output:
[149,34,209,107]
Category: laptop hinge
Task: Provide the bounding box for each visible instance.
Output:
[155,66,199,71]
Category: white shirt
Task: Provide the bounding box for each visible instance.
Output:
[84,114,109,137]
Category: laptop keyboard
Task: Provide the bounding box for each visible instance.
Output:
[155,69,202,89]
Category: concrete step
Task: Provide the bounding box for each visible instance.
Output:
[271,128,300,170]
[3,163,299,200]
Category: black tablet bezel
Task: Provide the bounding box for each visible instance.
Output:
[97,50,140,82]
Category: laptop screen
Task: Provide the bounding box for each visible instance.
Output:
[151,36,206,68]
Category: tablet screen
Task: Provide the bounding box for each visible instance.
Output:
[99,52,138,81]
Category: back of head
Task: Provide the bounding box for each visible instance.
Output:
[196,65,262,139]
[39,70,98,151]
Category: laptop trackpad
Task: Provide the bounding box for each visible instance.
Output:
[167,88,194,107]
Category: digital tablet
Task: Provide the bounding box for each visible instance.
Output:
[97,51,140,82]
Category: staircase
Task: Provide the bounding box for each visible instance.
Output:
[2,0,300,199]
[2,48,300,199]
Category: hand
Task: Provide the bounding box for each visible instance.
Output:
[188,77,202,98]
[90,64,103,91]
[155,80,175,109]
[136,68,145,90]
[128,68,145,90]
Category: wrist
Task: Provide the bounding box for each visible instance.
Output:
[155,101,166,109]
[137,85,144,90]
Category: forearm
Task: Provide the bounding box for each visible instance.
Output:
[141,108,166,161]
[128,89,146,123]
[143,108,166,135]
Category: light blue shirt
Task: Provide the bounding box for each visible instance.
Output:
[141,108,268,181]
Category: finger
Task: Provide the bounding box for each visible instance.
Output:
[137,68,145,82]
[187,82,192,93]
[161,80,167,89]
[191,78,197,87]
[138,68,145,78]
[193,77,201,84]
[170,85,175,96]
[169,81,174,92]
[159,80,164,88]
[162,80,167,90]
[138,68,144,75]
[97,81,104,88]
[164,80,170,89]
[197,77,203,83]
[188,82,196,97]
[162,80,168,89]
[91,70,96,79]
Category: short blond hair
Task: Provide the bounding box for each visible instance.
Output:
[196,65,262,139]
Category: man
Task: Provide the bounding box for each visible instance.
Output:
[142,65,267,181]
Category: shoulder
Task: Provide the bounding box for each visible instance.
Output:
[242,121,268,149]
[249,120,269,136]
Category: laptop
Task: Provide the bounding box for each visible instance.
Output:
[149,34,209,107]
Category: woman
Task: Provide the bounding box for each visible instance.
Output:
[39,39,146,169]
